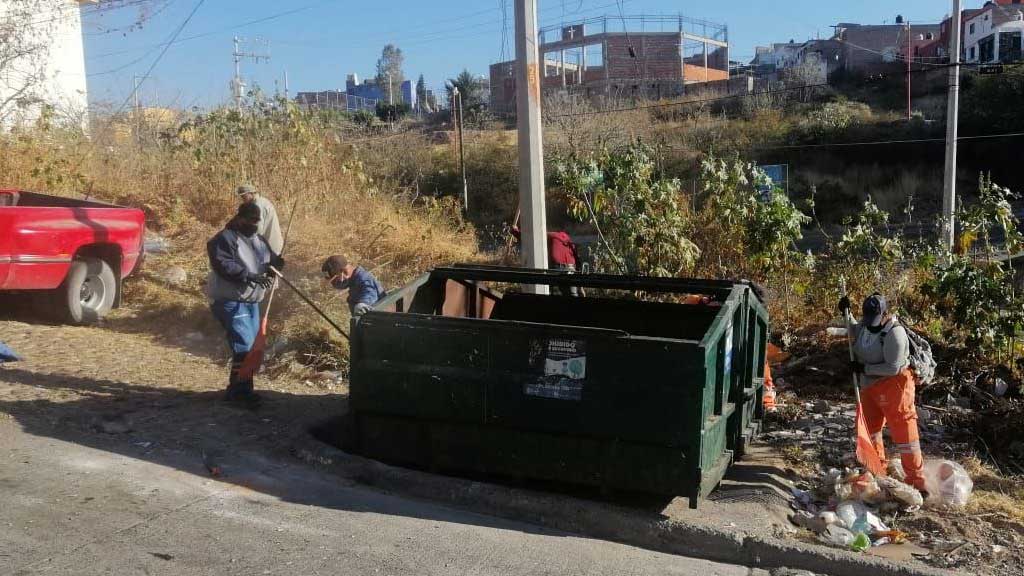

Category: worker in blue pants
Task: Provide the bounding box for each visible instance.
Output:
[206,202,283,405]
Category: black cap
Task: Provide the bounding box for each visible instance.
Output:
[862,293,887,327]
[237,202,261,220]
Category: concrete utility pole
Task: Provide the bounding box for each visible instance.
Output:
[453,87,469,215]
[906,21,913,121]
[942,0,962,252]
[232,37,271,109]
[515,0,549,291]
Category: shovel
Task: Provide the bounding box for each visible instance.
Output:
[841,279,886,477]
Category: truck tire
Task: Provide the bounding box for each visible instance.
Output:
[60,257,117,324]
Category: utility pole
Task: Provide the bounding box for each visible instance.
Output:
[907,21,913,121]
[232,36,271,109]
[284,69,290,100]
[515,0,549,291]
[942,0,962,252]
[387,72,394,105]
[453,87,469,215]
[132,75,142,142]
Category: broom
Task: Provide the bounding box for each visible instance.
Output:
[841,279,886,477]
[238,198,300,380]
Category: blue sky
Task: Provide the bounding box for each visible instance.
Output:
[83,0,956,109]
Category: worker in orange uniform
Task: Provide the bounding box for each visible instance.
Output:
[762,343,784,411]
[840,293,925,491]
[681,283,779,412]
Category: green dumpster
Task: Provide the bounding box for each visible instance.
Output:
[349,265,768,507]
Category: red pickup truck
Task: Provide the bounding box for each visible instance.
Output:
[0,189,146,324]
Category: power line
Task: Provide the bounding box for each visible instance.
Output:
[88,1,333,61]
[84,0,178,36]
[112,0,205,118]
[747,131,1024,151]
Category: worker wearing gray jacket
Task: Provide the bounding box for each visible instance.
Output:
[207,202,284,405]
[237,184,284,254]
[840,293,924,490]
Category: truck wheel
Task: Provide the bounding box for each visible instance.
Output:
[60,258,116,324]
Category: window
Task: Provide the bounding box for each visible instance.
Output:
[970,46,977,60]
[584,43,604,71]
[979,34,996,62]
[1000,31,1022,62]
[970,23,976,34]
[926,32,934,40]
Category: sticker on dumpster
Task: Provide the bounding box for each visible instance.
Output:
[524,338,586,400]
[723,322,734,376]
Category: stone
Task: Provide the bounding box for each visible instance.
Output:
[812,400,830,414]
[159,266,188,286]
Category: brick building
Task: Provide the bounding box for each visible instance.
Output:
[489,15,729,115]
[832,17,941,76]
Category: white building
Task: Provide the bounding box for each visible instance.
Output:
[0,0,91,128]
[964,2,1024,64]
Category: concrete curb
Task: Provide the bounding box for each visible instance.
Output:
[290,436,958,576]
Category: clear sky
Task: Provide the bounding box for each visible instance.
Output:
[82,0,960,110]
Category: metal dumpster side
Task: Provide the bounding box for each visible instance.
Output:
[349,266,763,507]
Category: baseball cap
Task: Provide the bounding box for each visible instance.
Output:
[236,184,257,196]
[862,293,887,327]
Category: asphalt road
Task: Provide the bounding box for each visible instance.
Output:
[0,420,758,576]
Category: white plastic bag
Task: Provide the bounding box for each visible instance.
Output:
[922,460,973,507]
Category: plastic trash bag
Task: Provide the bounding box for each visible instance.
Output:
[0,342,20,363]
[922,460,973,507]
[820,524,856,547]
[877,476,924,509]
[836,500,889,534]
[851,532,871,552]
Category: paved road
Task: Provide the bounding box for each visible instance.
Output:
[0,420,757,576]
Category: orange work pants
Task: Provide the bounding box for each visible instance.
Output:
[861,368,924,490]
[763,363,777,410]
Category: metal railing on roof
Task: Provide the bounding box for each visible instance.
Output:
[538,14,728,45]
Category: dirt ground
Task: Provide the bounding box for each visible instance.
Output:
[768,337,1024,576]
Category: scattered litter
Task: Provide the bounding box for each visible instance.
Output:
[850,532,871,552]
[921,460,973,507]
[144,234,171,254]
[820,524,855,547]
[825,327,848,337]
[0,342,21,363]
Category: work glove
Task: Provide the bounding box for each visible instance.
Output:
[270,254,285,271]
[247,273,273,290]
[837,296,851,315]
[850,360,865,375]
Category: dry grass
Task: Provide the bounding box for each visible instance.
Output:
[0,107,482,362]
[962,457,1024,524]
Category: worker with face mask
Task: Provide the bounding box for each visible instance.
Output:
[840,292,924,491]
[206,202,284,405]
[321,255,386,318]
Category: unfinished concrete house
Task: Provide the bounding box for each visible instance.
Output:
[489,15,730,115]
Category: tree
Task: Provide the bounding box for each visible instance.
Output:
[375,44,405,104]
[415,74,432,113]
[0,0,64,125]
[446,69,486,114]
